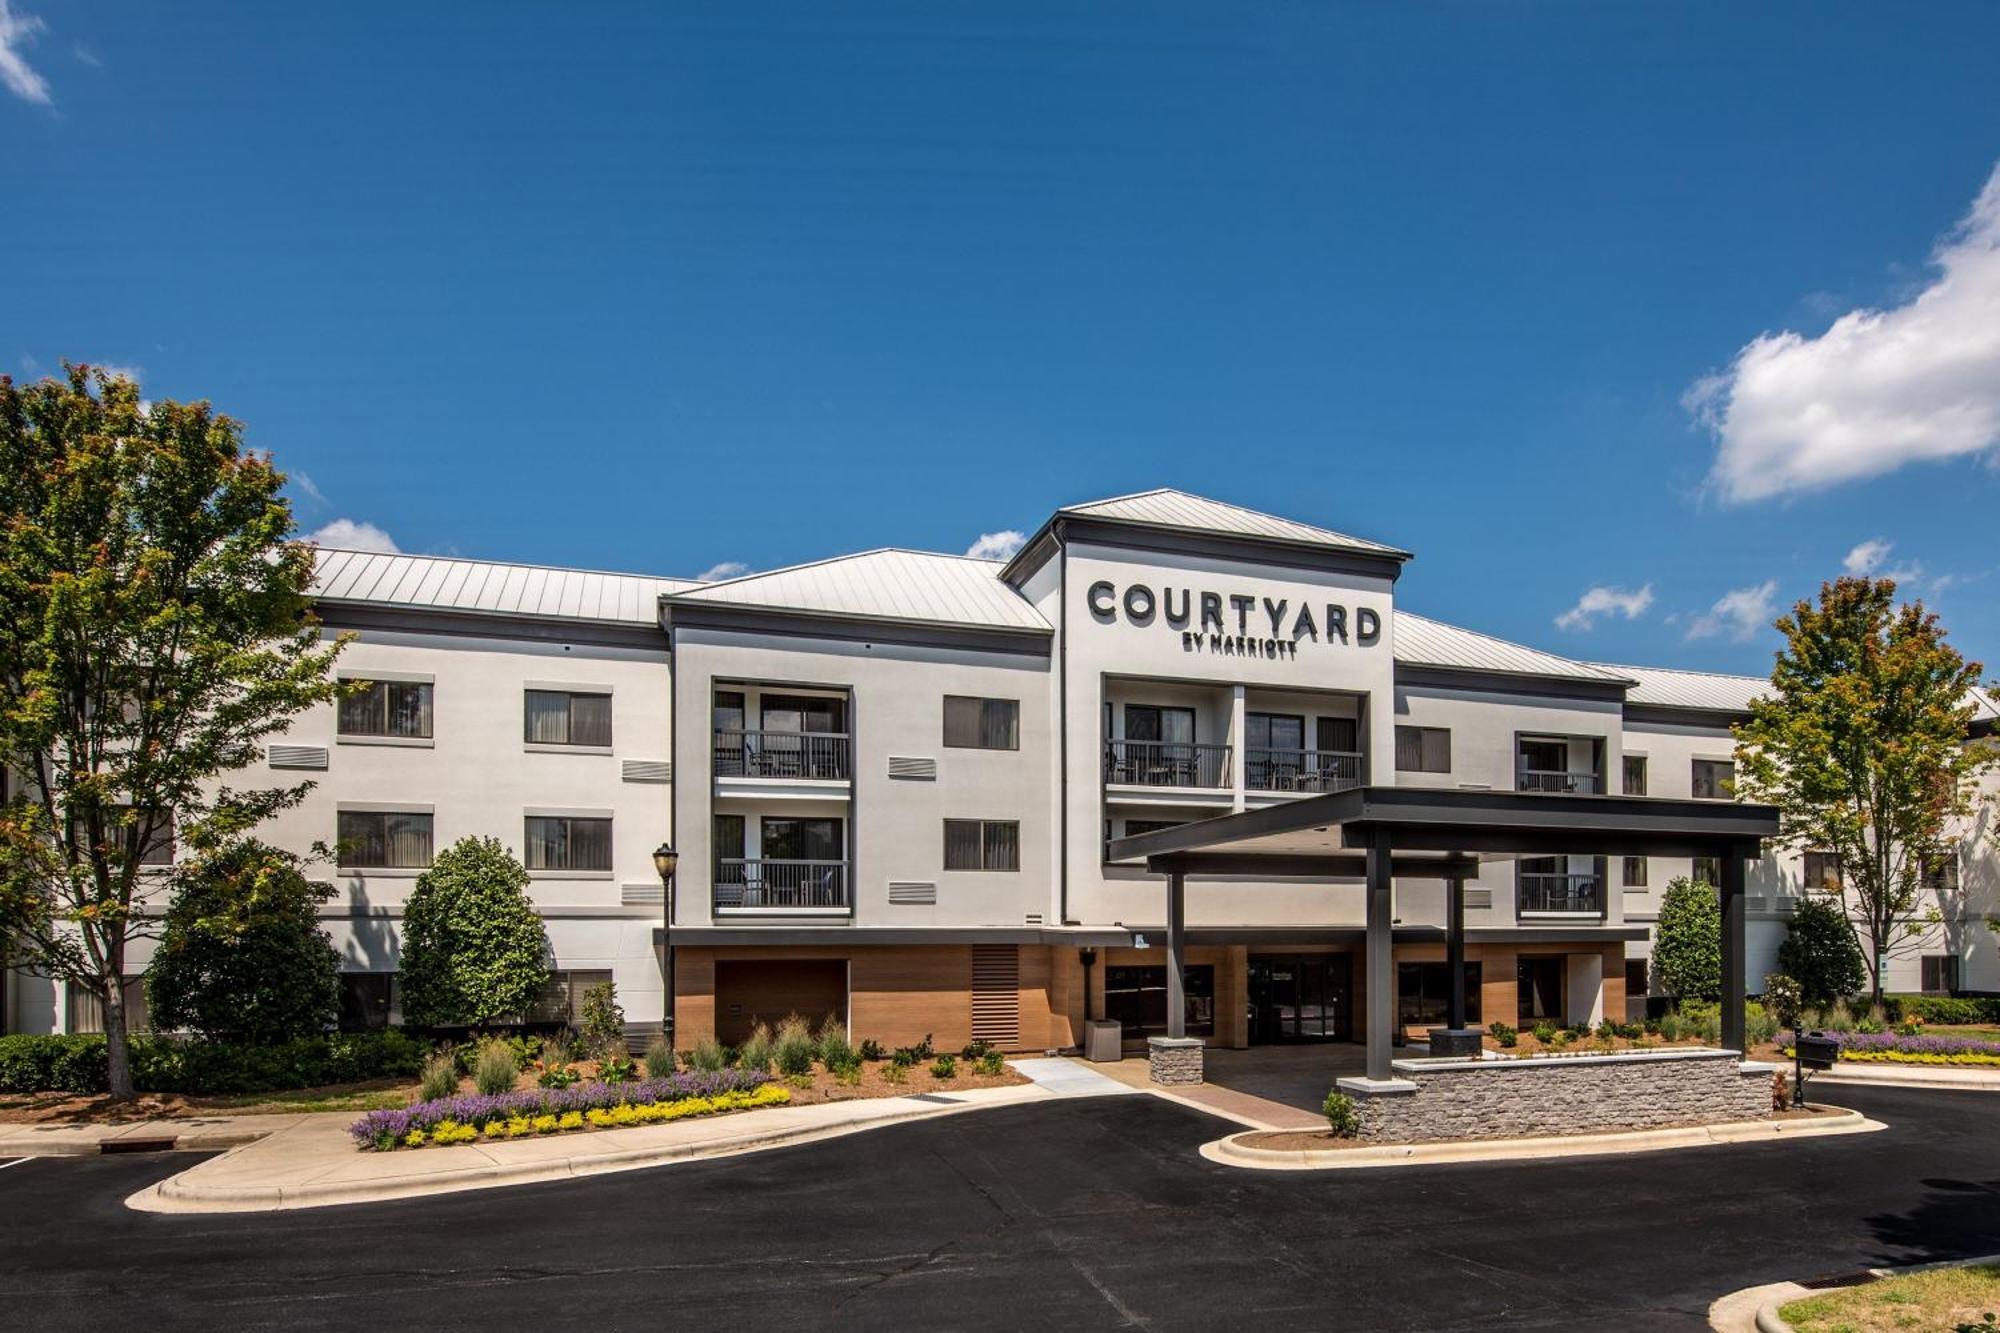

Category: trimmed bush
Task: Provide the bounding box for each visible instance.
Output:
[1323,1089,1359,1137]
[929,1054,958,1080]
[1655,877,1722,1001]
[0,1031,428,1096]
[398,837,550,1027]
[1777,897,1868,1009]
[1886,994,2000,1026]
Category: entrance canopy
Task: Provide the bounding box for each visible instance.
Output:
[1103,785,1780,1083]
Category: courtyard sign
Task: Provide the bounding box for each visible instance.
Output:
[1086,580,1382,659]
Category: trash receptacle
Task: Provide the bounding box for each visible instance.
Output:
[1084,1020,1123,1063]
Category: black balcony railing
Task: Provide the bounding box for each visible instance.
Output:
[713,729,852,780]
[713,859,850,911]
[1518,871,1603,915]
[1103,740,1231,789]
[1246,747,1365,793]
[1517,768,1602,795]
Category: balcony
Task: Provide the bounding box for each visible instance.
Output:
[713,859,850,913]
[1517,768,1602,795]
[713,729,851,781]
[1246,747,1364,794]
[1103,740,1231,790]
[1518,871,1604,916]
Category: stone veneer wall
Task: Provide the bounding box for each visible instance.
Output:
[1147,1036,1205,1086]
[1345,1050,1773,1143]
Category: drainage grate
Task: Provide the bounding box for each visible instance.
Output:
[101,1137,178,1155]
[905,1093,961,1104]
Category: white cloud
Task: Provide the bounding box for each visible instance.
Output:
[0,0,50,104]
[1842,538,1894,576]
[304,518,400,554]
[289,472,327,507]
[1691,163,2000,503]
[1554,583,1654,632]
[1686,580,1780,642]
[696,561,751,583]
[965,529,1026,561]
[71,41,97,68]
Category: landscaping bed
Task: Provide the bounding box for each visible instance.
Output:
[1236,1104,1847,1154]
[1778,1262,2000,1333]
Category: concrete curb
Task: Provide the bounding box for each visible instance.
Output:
[1728,1251,2000,1333]
[1812,1062,2000,1091]
[0,1128,273,1158]
[1199,1106,1883,1172]
[124,1086,1055,1214]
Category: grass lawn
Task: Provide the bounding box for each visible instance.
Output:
[1779,1263,2000,1332]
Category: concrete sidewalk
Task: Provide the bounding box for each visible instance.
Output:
[123,1071,1111,1214]
[1812,1061,2000,1091]
[0,1113,297,1158]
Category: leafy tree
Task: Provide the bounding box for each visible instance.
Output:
[0,366,344,1098]
[1775,896,1868,1010]
[146,840,341,1043]
[1735,577,1993,1003]
[398,837,550,1027]
[1654,876,1721,1002]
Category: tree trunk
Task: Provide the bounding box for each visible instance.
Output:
[103,980,134,1101]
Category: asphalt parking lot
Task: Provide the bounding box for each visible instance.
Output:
[2,1084,1996,1331]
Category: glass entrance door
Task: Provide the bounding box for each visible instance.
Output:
[1247,955,1352,1042]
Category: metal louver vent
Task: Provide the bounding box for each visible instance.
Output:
[622,759,671,784]
[887,881,937,905]
[1464,887,1493,910]
[622,883,666,906]
[970,945,1019,1045]
[1023,912,1044,926]
[887,755,937,781]
[267,744,329,770]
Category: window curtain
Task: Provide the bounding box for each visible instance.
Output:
[524,690,571,744]
[944,820,983,870]
[384,814,433,868]
[982,821,1020,871]
[569,694,612,747]
[389,682,432,738]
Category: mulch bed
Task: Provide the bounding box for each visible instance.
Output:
[1237,1104,1848,1153]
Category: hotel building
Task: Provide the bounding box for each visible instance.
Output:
[5,489,1995,1050]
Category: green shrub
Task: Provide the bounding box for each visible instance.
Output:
[0,1031,428,1097]
[890,1049,916,1070]
[642,1036,676,1080]
[687,1035,727,1073]
[398,836,550,1027]
[893,1033,935,1063]
[1487,1021,1517,1049]
[1656,1011,1685,1041]
[959,1039,993,1062]
[598,1053,636,1084]
[1322,1089,1359,1137]
[1745,1001,1779,1047]
[1678,1001,1723,1044]
[472,1038,520,1096]
[539,1028,576,1072]
[1884,994,2000,1025]
[145,839,342,1044]
[835,1063,862,1087]
[1777,898,1868,1008]
[818,1019,856,1071]
[448,1032,542,1075]
[858,1039,885,1062]
[1763,974,1804,1029]
[537,1066,580,1089]
[0,1034,109,1094]
[418,1051,458,1102]
[1655,877,1722,1001]
[881,1059,906,1084]
[578,981,626,1059]
[977,1049,1005,1076]
[736,1022,774,1074]
[774,1016,816,1078]
[929,1055,958,1080]
[1531,1021,1556,1044]
[1824,1000,1857,1033]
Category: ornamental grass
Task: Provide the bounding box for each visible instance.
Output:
[350,1067,780,1151]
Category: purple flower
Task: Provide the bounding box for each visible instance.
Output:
[349,1067,774,1148]
[1821,1031,2000,1058]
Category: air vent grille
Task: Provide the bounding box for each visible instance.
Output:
[887,755,937,780]
[970,945,1019,1045]
[888,881,937,905]
[622,883,666,906]
[268,744,329,771]
[622,759,671,784]
[1464,887,1494,910]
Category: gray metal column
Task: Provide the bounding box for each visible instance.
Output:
[1720,849,1747,1054]
[1166,868,1187,1040]
[1446,870,1467,1032]
[1366,830,1394,1082]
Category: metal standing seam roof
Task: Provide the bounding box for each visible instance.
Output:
[1591,662,1769,714]
[1393,611,1632,684]
[665,548,1052,633]
[312,548,702,626]
[1059,488,1411,558]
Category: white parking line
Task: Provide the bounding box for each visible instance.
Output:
[0,1158,29,1171]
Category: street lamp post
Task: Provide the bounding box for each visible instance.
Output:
[652,843,679,1054]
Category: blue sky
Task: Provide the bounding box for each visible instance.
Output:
[6,3,1999,679]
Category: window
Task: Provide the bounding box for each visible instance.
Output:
[338,973,398,1031]
[943,696,1019,750]
[944,819,1020,871]
[65,977,148,1034]
[76,807,174,866]
[527,969,615,1025]
[762,816,842,861]
[1103,964,1214,1037]
[1123,704,1195,745]
[338,678,433,739]
[1622,856,1648,888]
[1924,852,1961,894]
[336,810,433,869]
[1802,851,1843,894]
[761,693,846,734]
[1123,819,1184,838]
[524,816,613,872]
[1692,759,1734,800]
[1246,712,1306,753]
[1623,755,1648,796]
[1396,962,1482,1027]
[1921,955,1961,995]
[1625,958,1650,999]
[1395,725,1451,774]
[1692,855,1721,886]
[524,689,612,747]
